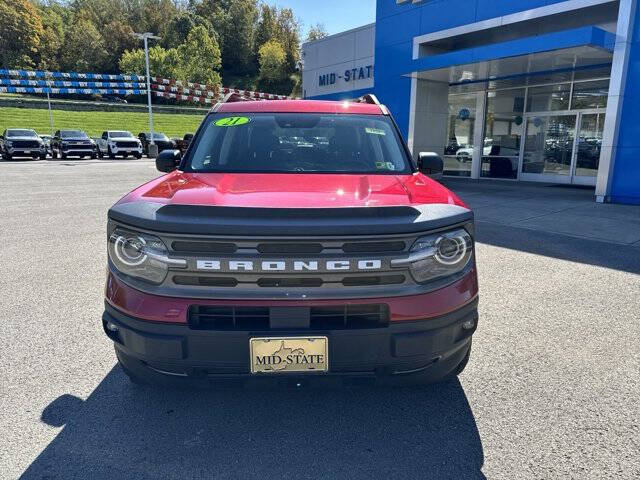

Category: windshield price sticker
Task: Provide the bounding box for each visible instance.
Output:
[365,127,386,136]
[215,116,251,127]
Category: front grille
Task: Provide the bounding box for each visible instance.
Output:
[188,304,389,330]
[159,232,422,296]
[172,274,406,288]
[172,241,237,253]
[12,140,40,148]
[115,141,138,148]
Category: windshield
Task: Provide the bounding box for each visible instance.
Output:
[110,131,133,138]
[7,129,37,138]
[185,113,412,174]
[147,133,169,140]
[61,130,88,138]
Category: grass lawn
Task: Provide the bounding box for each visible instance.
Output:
[0,106,205,138]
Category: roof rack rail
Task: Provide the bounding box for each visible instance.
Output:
[211,92,259,112]
[353,94,381,105]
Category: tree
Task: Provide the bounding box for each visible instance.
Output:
[258,40,285,81]
[255,4,277,50]
[36,5,65,70]
[119,45,178,79]
[102,21,138,73]
[163,12,216,49]
[274,8,301,73]
[196,0,258,75]
[306,23,328,42]
[177,25,222,85]
[127,0,178,40]
[60,16,108,72]
[0,0,44,69]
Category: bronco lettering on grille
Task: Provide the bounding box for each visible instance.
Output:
[195,259,383,272]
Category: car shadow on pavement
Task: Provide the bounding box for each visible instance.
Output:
[23,366,485,479]
[476,221,640,275]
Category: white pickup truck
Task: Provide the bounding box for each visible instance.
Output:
[96,131,143,159]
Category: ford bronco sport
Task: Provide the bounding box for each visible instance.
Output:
[103,95,478,387]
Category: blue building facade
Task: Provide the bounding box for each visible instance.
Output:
[304,0,640,204]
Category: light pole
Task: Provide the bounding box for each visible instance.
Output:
[133,32,160,155]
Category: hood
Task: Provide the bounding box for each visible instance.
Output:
[6,136,42,142]
[61,137,92,142]
[110,172,471,235]
[117,171,467,209]
[110,137,138,141]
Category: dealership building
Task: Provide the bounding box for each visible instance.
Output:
[302,0,640,204]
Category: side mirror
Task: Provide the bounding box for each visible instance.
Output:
[156,149,181,173]
[417,152,444,180]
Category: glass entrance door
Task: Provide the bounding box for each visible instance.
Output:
[573,112,604,185]
[521,114,576,183]
[519,110,604,185]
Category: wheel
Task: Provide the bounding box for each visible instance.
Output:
[2,152,11,161]
[135,153,142,159]
[97,149,103,159]
[61,152,67,159]
[91,153,97,159]
[40,153,47,160]
[108,146,115,159]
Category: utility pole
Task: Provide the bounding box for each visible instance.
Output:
[46,91,54,135]
[133,32,160,156]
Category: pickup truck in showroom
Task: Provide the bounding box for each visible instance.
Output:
[96,130,143,159]
[103,95,478,388]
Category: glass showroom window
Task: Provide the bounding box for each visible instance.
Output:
[482,88,525,179]
[527,83,571,112]
[571,79,609,109]
[444,93,476,177]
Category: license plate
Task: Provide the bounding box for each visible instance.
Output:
[24,150,30,154]
[250,336,328,374]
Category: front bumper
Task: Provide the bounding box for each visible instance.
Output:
[103,297,478,386]
[7,147,45,156]
[111,146,142,155]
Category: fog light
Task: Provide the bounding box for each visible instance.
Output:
[106,322,119,332]
[462,319,475,330]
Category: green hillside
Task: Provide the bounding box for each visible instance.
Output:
[0,106,205,138]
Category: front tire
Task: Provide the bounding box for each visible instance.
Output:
[108,146,115,159]
[3,152,11,161]
[135,153,142,159]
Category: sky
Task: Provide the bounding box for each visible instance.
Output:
[264,0,376,40]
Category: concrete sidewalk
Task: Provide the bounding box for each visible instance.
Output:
[442,179,640,246]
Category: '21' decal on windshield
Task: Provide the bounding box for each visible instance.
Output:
[214,116,251,127]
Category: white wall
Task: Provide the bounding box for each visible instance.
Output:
[302,24,375,98]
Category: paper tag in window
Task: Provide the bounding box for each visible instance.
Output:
[365,127,386,136]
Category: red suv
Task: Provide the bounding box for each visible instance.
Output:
[103,95,478,387]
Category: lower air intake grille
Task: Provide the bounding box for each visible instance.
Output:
[188,304,389,330]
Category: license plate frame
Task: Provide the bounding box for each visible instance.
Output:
[249,336,329,374]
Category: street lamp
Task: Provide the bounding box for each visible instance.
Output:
[133,32,160,155]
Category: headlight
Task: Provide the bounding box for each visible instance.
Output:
[108,228,185,284]
[392,228,473,284]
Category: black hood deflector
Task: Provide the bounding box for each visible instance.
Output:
[108,202,473,236]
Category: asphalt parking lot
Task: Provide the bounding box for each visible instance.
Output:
[1,158,639,479]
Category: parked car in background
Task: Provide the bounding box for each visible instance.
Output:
[173,133,194,155]
[96,131,143,159]
[39,134,53,157]
[137,132,176,157]
[1,129,46,160]
[51,130,97,159]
